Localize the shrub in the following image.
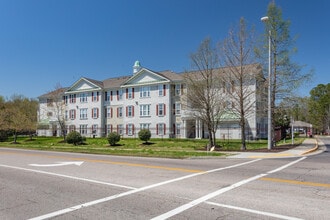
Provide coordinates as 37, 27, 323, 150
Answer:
0, 130, 8, 142
107, 132, 121, 146
138, 129, 151, 144
66, 131, 83, 145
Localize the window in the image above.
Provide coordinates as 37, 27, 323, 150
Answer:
140, 104, 150, 117
157, 103, 166, 116
80, 108, 88, 120
92, 124, 98, 134
126, 88, 134, 99
105, 91, 110, 102
79, 124, 88, 135
105, 107, 112, 118
140, 123, 150, 130
79, 93, 88, 103
117, 89, 123, 100
117, 124, 124, 135
175, 84, 181, 96
126, 105, 134, 117
92, 108, 99, 119
63, 96, 68, 104
69, 94, 76, 103
157, 123, 166, 135
117, 107, 123, 118
140, 86, 150, 98
175, 102, 181, 115
106, 124, 112, 135
176, 123, 181, 135
69, 125, 76, 132
92, 91, 99, 102
127, 124, 134, 136
69, 109, 76, 120
158, 84, 166, 96
65, 110, 68, 120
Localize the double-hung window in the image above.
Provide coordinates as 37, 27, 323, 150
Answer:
69, 109, 76, 120
127, 106, 134, 117
157, 103, 165, 116
105, 91, 110, 102
69, 94, 76, 103
127, 124, 134, 136
92, 124, 98, 134
158, 84, 165, 96
175, 84, 181, 96
80, 108, 88, 120
117, 107, 123, 118
157, 123, 166, 135
80, 93, 88, 103
79, 124, 88, 135
140, 86, 150, 98
92, 108, 99, 119
140, 104, 150, 117
175, 102, 181, 115
140, 123, 150, 130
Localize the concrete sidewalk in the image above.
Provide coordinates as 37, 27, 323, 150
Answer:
226, 138, 321, 159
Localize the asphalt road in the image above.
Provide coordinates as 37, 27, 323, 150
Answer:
1, 137, 329, 220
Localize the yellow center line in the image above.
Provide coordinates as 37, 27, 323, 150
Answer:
260, 177, 330, 188
0, 150, 203, 173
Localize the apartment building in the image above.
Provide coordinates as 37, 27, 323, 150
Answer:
38, 61, 267, 140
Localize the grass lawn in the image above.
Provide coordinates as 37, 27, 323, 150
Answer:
0, 136, 305, 159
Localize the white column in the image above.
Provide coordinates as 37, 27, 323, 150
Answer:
182, 119, 186, 139
195, 119, 201, 139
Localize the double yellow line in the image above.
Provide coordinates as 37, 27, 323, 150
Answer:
260, 177, 330, 188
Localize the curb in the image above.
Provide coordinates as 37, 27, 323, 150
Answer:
301, 139, 319, 155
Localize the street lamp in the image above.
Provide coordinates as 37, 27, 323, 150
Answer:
261, 16, 272, 150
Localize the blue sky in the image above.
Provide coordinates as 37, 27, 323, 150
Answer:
0, 0, 329, 99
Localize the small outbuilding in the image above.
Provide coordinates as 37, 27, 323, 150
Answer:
290, 120, 313, 137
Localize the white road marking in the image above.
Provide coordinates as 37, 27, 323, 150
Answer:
205, 202, 303, 220
151, 157, 307, 220
267, 156, 306, 174
0, 164, 136, 190
25, 159, 261, 220
29, 161, 84, 167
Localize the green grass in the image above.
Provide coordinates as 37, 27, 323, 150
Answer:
0, 136, 305, 158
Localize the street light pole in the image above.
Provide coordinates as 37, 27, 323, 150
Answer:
261, 16, 272, 150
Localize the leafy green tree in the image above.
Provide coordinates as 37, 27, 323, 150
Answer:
257, 2, 313, 146
308, 84, 330, 133
138, 129, 151, 144
107, 132, 121, 146
0, 95, 38, 143
66, 131, 83, 145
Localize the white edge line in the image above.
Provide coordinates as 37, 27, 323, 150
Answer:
206, 202, 303, 220
151, 174, 267, 220
25, 159, 262, 220
0, 164, 136, 190
267, 157, 306, 174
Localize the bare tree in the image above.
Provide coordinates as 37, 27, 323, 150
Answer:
184, 38, 224, 148
221, 18, 261, 150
